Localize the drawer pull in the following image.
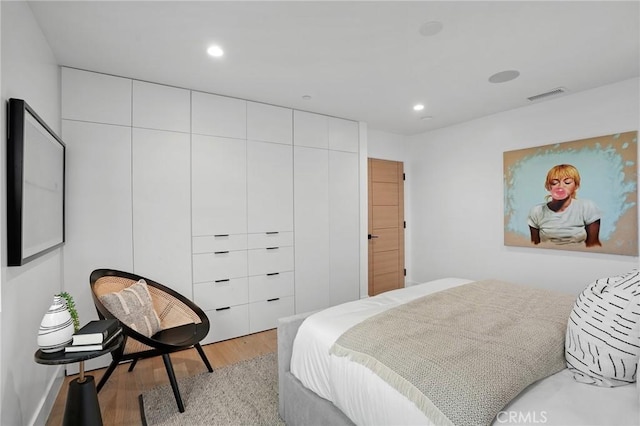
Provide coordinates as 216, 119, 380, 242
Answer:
215, 306, 231, 311
266, 231, 279, 235
214, 279, 230, 283
214, 251, 229, 255
214, 234, 230, 237
267, 298, 280, 302
266, 272, 280, 276
266, 247, 279, 250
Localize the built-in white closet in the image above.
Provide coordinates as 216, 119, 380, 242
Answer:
61, 67, 360, 349
293, 111, 360, 313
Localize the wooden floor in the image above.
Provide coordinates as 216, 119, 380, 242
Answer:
46, 329, 278, 426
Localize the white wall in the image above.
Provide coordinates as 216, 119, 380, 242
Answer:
1, 2, 64, 425
368, 128, 405, 162
406, 78, 640, 295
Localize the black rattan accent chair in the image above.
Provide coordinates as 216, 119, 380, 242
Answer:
90, 269, 213, 413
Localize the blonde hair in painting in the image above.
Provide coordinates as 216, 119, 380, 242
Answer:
544, 164, 581, 198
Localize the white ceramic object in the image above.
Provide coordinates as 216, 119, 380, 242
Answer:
37, 295, 74, 353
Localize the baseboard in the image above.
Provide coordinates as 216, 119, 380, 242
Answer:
28, 365, 64, 426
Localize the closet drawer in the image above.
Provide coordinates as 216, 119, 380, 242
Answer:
247, 231, 293, 249
247, 246, 293, 276
193, 234, 247, 253
202, 304, 249, 344
248, 272, 294, 303
194, 277, 248, 310
249, 296, 294, 334
193, 251, 247, 283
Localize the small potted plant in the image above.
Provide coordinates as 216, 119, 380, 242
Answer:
57, 291, 80, 332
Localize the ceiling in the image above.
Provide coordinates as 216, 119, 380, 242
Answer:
27, 1, 640, 136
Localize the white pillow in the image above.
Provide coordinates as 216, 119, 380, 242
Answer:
99, 279, 162, 337
565, 270, 640, 387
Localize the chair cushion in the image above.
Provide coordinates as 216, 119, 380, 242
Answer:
99, 279, 162, 337
565, 270, 640, 387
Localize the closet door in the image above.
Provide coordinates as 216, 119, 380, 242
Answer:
62, 120, 133, 327
329, 150, 360, 305
192, 91, 246, 139
329, 117, 359, 153
132, 128, 192, 298
247, 141, 293, 233
294, 110, 328, 149
62, 67, 132, 126
192, 135, 247, 236
294, 146, 330, 313
133, 81, 190, 133
62, 120, 133, 373
247, 102, 292, 145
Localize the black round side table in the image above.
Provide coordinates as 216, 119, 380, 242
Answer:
34, 333, 123, 426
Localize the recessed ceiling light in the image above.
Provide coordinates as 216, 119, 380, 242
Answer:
488, 70, 520, 84
419, 21, 443, 37
420, 116, 433, 121
302, 95, 312, 100
207, 45, 224, 58
413, 104, 425, 111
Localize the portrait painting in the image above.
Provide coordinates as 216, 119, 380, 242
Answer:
504, 131, 638, 256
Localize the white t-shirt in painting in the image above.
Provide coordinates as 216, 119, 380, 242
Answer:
527, 198, 602, 245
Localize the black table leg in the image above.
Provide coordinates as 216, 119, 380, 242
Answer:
63, 375, 103, 426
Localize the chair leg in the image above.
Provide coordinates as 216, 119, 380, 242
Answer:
96, 359, 119, 393
195, 343, 213, 373
128, 358, 139, 372
162, 353, 185, 413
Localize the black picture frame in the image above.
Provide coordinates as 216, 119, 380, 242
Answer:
7, 98, 65, 266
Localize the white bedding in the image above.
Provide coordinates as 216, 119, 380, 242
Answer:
290, 278, 640, 426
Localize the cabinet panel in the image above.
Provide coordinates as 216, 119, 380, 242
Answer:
247, 141, 293, 233
249, 296, 294, 333
132, 128, 192, 298
247, 102, 292, 145
293, 110, 328, 148
132, 81, 190, 132
193, 251, 248, 283
247, 232, 293, 249
248, 247, 294, 276
192, 135, 247, 235
329, 150, 360, 306
294, 147, 330, 313
193, 234, 247, 253
62, 67, 132, 126
328, 117, 359, 153
194, 277, 249, 310
62, 120, 133, 330
249, 272, 294, 303
203, 305, 249, 344
192, 91, 246, 139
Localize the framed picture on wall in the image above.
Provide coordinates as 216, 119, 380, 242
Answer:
503, 131, 638, 256
7, 98, 66, 266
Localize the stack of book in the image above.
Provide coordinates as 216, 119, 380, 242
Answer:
65, 319, 122, 353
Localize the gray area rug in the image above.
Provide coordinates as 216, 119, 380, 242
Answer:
140, 352, 285, 425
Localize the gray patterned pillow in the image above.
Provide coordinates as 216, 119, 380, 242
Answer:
565, 270, 640, 387
99, 279, 162, 337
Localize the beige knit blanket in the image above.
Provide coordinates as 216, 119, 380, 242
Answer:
330, 280, 575, 426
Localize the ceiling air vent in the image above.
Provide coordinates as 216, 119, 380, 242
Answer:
527, 87, 567, 102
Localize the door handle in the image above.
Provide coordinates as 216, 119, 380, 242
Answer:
368, 234, 379, 240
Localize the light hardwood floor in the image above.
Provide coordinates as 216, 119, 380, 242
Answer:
46, 329, 278, 426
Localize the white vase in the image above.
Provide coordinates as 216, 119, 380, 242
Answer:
37, 295, 74, 353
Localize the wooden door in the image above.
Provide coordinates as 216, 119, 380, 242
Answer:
368, 158, 405, 296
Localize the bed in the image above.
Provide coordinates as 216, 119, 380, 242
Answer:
278, 277, 639, 426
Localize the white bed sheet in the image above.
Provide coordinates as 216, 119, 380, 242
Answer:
290, 278, 640, 426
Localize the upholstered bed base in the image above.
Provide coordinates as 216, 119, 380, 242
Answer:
277, 312, 354, 426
